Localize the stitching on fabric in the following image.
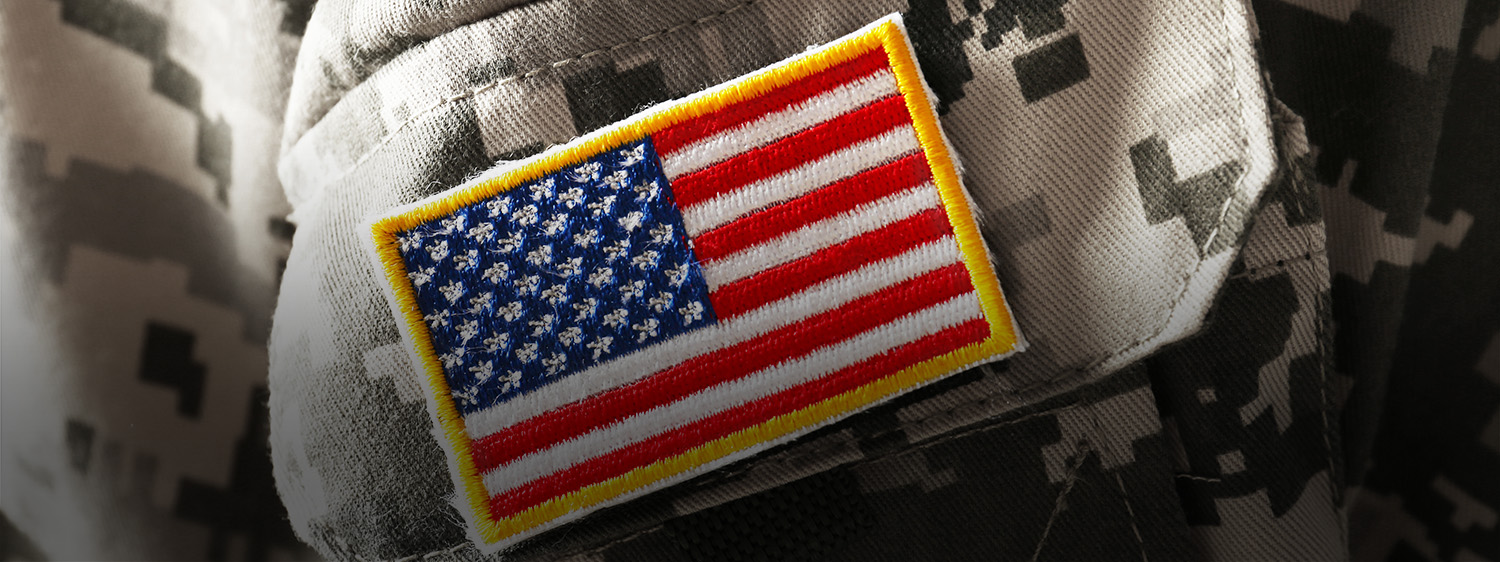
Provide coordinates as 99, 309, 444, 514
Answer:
1173, 473, 1223, 483
1314, 280, 1348, 545
1270, 130, 1344, 546
1223, 249, 1327, 281
559, 403, 1084, 561
350, 540, 470, 562
437, 0, 761, 103
1029, 440, 1093, 562
1306, 208, 1347, 548
378, 402, 1086, 562
306, 0, 761, 197
1087, 406, 1149, 562
1195, 0, 1249, 254
1041, 0, 1263, 381
1114, 472, 1151, 562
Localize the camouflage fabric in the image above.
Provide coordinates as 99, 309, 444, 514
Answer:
0, 0, 316, 559
0, 0, 1495, 561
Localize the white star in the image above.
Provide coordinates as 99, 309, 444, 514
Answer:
618, 211, 645, 232
482, 333, 510, 353
530, 178, 555, 201
438, 281, 465, 303
468, 360, 494, 383
543, 352, 567, 376
634, 180, 660, 202
570, 162, 602, 183
399, 231, 423, 252
603, 240, 630, 262
602, 308, 628, 329
619, 144, 646, 167
603, 169, 630, 190
666, 263, 690, 287
648, 223, 673, 244
439, 215, 466, 235
541, 214, 568, 237
540, 284, 567, 305
514, 204, 539, 226
424, 309, 450, 330
573, 228, 599, 248
440, 347, 466, 369
648, 291, 674, 313
482, 262, 509, 284
587, 195, 616, 217
427, 240, 449, 262
452, 249, 479, 271
588, 267, 615, 288
499, 301, 524, 322
559, 187, 585, 208
587, 336, 614, 360
456, 319, 480, 343
558, 257, 583, 278
485, 196, 511, 217
467, 292, 493, 314
632, 318, 660, 342
466, 222, 495, 243
498, 370, 523, 393
527, 245, 553, 265
620, 280, 646, 303
515, 342, 539, 364
495, 232, 523, 253
679, 301, 704, 324
632, 250, 660, 271
529, 314, 555, 337
558, 326, 583, 346
573, 297, 598, 321
451, 386, 479, 407
408, 266, 436, 288
514, 274, 541, 296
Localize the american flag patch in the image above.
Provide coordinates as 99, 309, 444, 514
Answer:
369, 14, 1022, 551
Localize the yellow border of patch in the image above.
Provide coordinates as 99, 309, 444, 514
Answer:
369, 13, 1021, 551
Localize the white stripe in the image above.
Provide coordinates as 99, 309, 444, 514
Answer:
481, 292, 984, 495
679, 126, 922, 235
699, 184, 942, 289
462, 237, 964, 438
658, 70, 900, 178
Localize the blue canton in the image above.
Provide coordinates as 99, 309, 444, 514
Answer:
396, 139, 716, 414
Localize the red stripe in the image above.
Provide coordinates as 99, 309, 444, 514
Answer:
652, 49, 890, 156
471, 265, 975, 472
709, 208, 954, 320
692, 154, 934, 262
489, 318, 991, 518
669, 95, 912, 209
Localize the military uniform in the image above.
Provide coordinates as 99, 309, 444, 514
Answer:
0, 0, 1494, 560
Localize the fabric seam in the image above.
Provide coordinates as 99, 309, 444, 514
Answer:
1088, 406, 1150, 562
1065, 0, 1256, 376
366, 401, 1085, 561
1028, 440, 1093, 562
286, 0, 761, 201
573, 402, 1085, 562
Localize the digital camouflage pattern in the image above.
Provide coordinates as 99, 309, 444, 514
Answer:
0, 0, 1495, 560
1, 0, 314, 559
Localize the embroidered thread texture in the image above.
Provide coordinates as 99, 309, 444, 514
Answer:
398, 140, 714, 413
369, 15, 1020, 551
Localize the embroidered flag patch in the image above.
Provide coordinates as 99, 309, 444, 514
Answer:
369, 14, 1022, 551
